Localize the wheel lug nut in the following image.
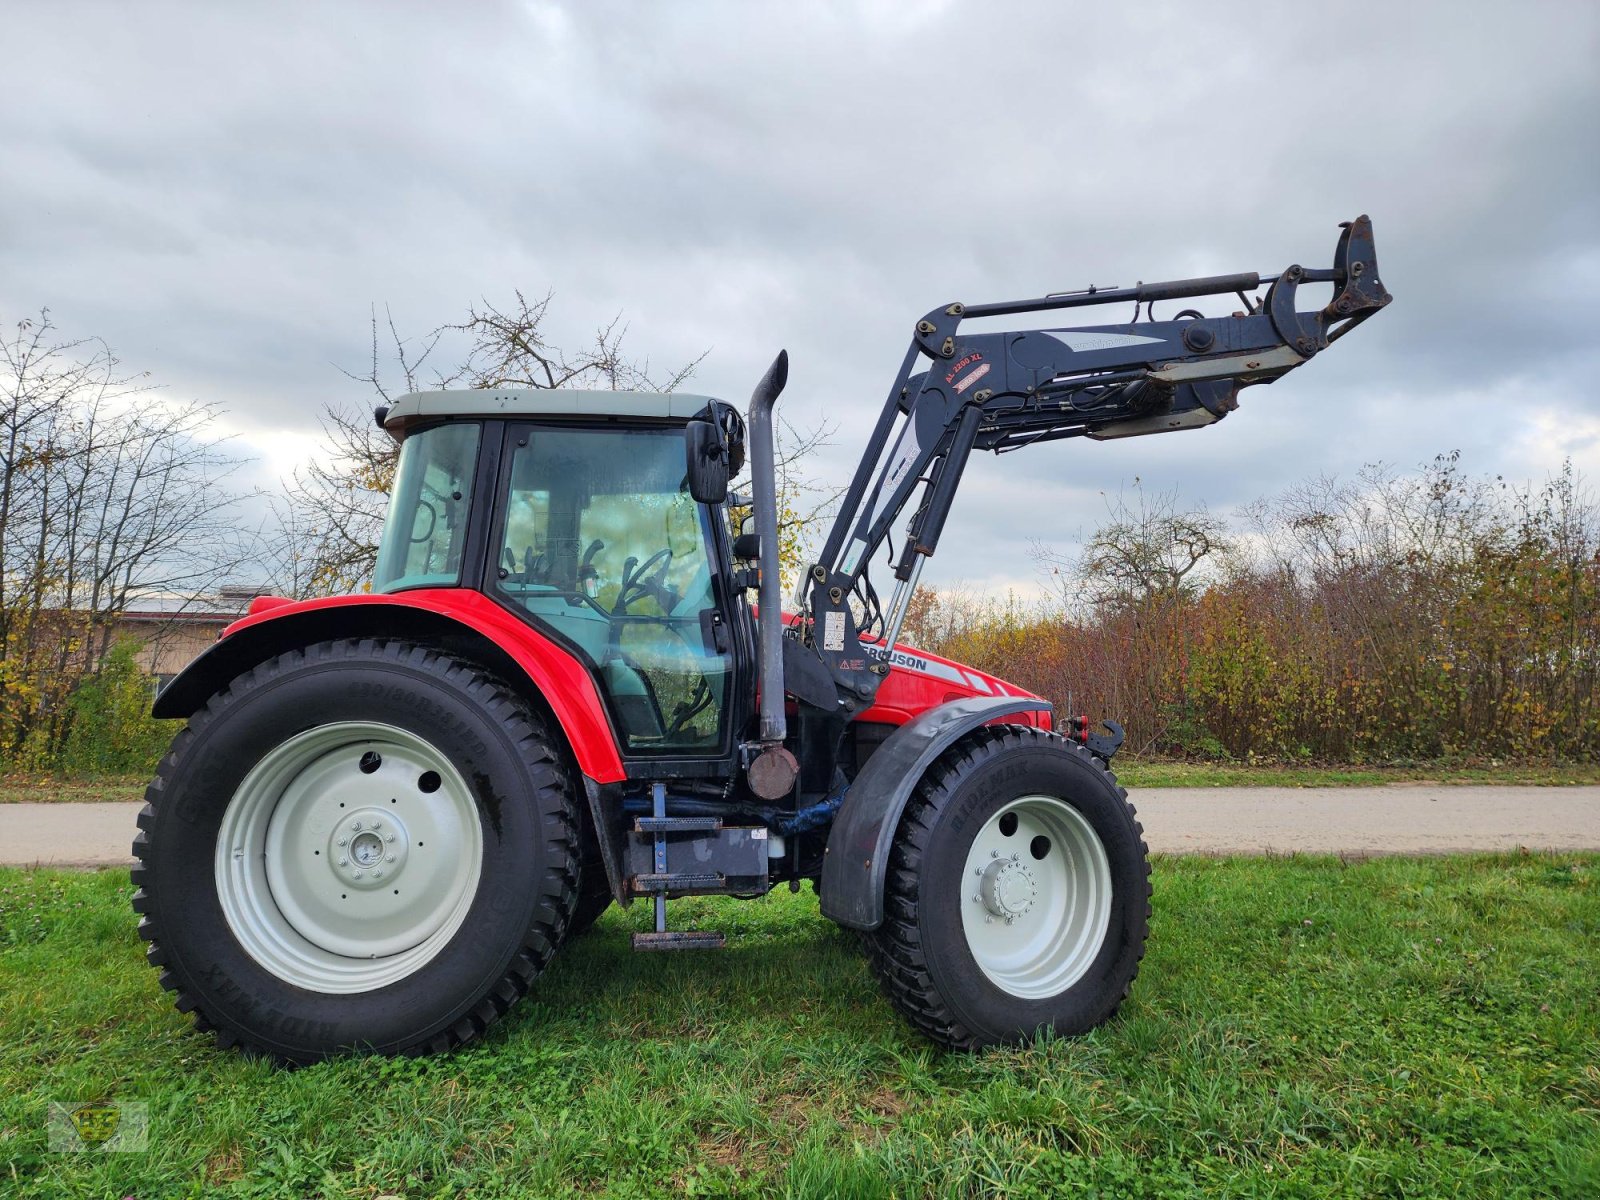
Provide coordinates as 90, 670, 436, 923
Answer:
386, 853, 396, 863
385, 834, 396, 844
372, 870, 383, 880
353, 821, 364, 832
338, 857, 349, 867
337, 837, 348, 847
353, 870, 364, 879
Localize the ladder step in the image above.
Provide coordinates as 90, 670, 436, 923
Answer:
633, 816, 724, 834
632, 930, 726, 951
631, 872, 724, 894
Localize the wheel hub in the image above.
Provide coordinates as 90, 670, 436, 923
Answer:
214, 721, 483, 994
330, 809, 409, 888
979, 856, 1037, 919
958, 793, 1114, 999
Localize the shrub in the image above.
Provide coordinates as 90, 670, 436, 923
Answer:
55, 641, 175, 775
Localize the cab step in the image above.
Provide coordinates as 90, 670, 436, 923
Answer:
630, 784, 733, 953
631, 930, 726, 951
633, 815, 723, 834
632, 872, 724, 894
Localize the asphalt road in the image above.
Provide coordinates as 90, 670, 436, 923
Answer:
2, 786, 1598, 869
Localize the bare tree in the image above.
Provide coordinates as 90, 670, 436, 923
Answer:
1035, 480, 1230, 614
1, 311, 249, 758
273, 294, 834, 596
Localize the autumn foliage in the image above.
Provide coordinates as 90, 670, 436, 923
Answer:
905, 457, 1600, 763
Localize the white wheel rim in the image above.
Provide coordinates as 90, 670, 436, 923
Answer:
958, 794, 1113, 999
214, 721, 483, 994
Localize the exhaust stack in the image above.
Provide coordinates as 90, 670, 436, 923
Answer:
745, 350, 798, 799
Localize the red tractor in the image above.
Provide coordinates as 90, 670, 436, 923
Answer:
133, 219, 1389, 1062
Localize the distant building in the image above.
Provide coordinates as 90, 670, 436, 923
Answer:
111, 586, 265, 689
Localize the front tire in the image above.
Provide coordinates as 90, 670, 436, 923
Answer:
131, 638, 580, 1063
863, 726, 1150, 1049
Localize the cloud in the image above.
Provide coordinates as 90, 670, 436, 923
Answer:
1, 0, 1595, 596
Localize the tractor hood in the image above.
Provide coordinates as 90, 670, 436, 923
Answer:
857, 633, 1050, 728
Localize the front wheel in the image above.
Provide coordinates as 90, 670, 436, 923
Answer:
131, 639, 580, 1063
863, 726, 1150, 1049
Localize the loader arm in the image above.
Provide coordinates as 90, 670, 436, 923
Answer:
792, 216, 1391, 711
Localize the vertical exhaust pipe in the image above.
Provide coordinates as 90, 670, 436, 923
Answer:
745, 350, 799, 800
747, 349, 788, 744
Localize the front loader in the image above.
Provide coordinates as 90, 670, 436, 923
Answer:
133, 217, 1390, 1061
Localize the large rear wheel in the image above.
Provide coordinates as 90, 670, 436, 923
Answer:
132, 638, 580, 1063
863, 726, 1150, 1049
565, 881, 614, 939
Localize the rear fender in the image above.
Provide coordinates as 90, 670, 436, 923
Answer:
151, 590, 627, 784
819, 695, 1052, 931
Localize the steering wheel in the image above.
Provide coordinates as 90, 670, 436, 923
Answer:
499, 546, 612, 616
408, 500, 439, 545
613, 547, 675, 615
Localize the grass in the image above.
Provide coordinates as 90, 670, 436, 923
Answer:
1110, 759, 1600, 788
1, 856, 1597, 1197
0, 774, 146, 805
6, 759, 1600, 804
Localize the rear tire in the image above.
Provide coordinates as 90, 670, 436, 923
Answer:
131, 638, 580, 1063
863, 726, 1150, 1049
566, 878, 614, 938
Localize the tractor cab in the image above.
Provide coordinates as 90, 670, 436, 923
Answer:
375, 390, 752, 761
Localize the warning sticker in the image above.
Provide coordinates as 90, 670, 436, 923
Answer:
823, 611, 846, 651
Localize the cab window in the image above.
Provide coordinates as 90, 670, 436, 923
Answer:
373, 423, 480, 592
495, 424, 729, 753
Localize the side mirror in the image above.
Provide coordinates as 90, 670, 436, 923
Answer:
733, 512, 759, 561
684, 418, 729, 504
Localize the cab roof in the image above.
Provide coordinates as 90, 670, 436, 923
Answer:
382, 388, 723, 438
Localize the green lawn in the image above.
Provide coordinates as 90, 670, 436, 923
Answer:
0, 775, 147, 804
2, 857, 1597, 1197
1112, 761, 1600, 788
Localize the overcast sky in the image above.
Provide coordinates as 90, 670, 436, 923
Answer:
4, 0, 1597, 597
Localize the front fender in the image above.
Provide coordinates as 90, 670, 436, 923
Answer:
151, 589, 627, 784
819, 695, 1052, 931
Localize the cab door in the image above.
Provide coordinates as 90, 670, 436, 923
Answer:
490, 421, 739, 758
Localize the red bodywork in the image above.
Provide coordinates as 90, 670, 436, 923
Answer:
214, 591, 1049, 783
226, 590, 628, 783
855, 634, 1052, 730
